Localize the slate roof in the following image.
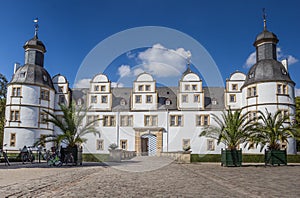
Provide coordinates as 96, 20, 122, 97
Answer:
9, 64, 54, 89
71, 86, 225, 111
242, 59, 294, 88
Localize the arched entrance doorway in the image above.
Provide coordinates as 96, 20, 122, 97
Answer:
141, 134, 157, 156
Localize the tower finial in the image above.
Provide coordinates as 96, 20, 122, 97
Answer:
187, 51, 192, 69
262, 8, 267, 30
33, 18, 39, 38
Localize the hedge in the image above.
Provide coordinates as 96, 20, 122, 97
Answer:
191, 154, 300, 163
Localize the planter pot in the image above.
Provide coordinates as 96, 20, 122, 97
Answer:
109, 149, 123, 162
61, 146, 82, 165
265, 149, 287, 166
221, 148, 242, 167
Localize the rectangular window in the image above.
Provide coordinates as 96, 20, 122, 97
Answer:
91, 95, 97, 104
59, 95, 65, 104
232, 84, 238, 91
40, 112, 48, 123
145, 85, 151, 91
144, 115, 157, 126
207, 139, 215, 151
10, 133, 16, 147
229, 94, 236, 102
101, 85, 106, 92
146, 95, 153, 103
101, 95, 108, 103
138, 85, 144, 91
248, 111, 258, 122
277, 84, 282, 94
96, 139, 104, 150
247, 86, 257, 97
277, 83, 288, 95
120, 115, 133, 127
12, 87, 21, 97
196, 115, 210, 126
41, 89, 49, 100
194, 94, 200, 103
192, 84, 197, 91
182, 95, 188, 103
170, 115, 183, 126
87, 115, 99, 126
135, 95, 141, 103
58, 86, 64, 93
120, 140, 128, 150
94, 85, 99, 91
184, 85, 190, 91
103, 115, 115, 127
10, 110, 20, 121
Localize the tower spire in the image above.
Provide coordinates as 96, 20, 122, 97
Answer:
33, 18, 39, 38
186, 51, 192, 69
262, 8, 267, 31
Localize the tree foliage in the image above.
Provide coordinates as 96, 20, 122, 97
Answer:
0, 73, 7, 147
200, 108, 256, 150
35, 102, 101, 148
248, 109, 299, 151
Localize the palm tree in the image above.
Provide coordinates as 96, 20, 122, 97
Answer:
35, 102, 101, 149
249, 109, 299, 152
200, 108, 255, 150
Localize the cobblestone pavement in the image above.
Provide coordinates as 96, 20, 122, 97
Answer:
0, 157, 300, 197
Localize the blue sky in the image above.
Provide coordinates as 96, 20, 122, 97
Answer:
0, 0, 299, 94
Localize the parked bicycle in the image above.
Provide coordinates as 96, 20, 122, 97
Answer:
20, 146, 35, 163
0, 146, 10, 166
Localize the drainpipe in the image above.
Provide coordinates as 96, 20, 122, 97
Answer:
117, 110, 120, 148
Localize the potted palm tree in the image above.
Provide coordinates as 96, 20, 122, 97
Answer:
35, 102, 101, 165
248, 109, 299, 166
200, 108, 255, 167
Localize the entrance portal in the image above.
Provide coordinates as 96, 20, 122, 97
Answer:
141, 134, 157, 156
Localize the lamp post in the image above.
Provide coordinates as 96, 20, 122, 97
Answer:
166, 99, 170, 153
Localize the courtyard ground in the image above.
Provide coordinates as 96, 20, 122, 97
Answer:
0, 156, 299, 197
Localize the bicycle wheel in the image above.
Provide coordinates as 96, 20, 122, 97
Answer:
22, 153, 28, 163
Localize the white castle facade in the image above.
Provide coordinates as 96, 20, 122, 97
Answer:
3, 20, 297, 155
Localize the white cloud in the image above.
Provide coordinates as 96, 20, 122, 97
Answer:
244, 47, 298, 68
118, 64, 131, 78
116, 44, 191, 79
111, 82, 124, 88
244, 52, 256, 68
73, 78, 91, 88
137, 43, 191, 77
133, 68, 144, 76
295, 88, 300, 97
287, 55, 298, 65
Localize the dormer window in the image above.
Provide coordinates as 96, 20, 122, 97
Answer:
43, 75, 47, 82
248, 72, 254, 79
145, 85, 151, 91
120, 98, 126, 106
192, 85, 197, 91
94, 85, 99, 91
281, 68, 287, 75
138, 85, 143, 91
101, 85, 106, 92
212, 99, 217, 105
232, 84, 238, 91
165, 99, 171, 106
184, 85, 190, 91
19, 72, 26, 78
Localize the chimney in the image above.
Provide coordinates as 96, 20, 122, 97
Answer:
281, 59, 288, 72
14, 62, 21, 74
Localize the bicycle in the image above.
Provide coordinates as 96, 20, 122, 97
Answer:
0, 148, 10, 166
20, 146, 35, 164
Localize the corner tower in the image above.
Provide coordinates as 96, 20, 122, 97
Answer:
241, 11, 296, 154
3, 19, 55, 150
